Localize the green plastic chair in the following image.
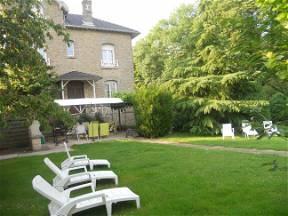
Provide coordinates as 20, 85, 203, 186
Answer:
100, 123, 110, 137
88, 121, 99, 138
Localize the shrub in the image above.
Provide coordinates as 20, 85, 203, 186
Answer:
113, 92, 135, 105
77, 113, 93, 124
134, 85, 174, 138
44, 103, 76, 133
173, 98, 269, 135
269, 93, 288, 123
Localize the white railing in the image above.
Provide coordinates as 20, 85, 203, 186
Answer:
101, 59, 119, 68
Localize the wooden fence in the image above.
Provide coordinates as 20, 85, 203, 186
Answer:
0, 120, 31, 150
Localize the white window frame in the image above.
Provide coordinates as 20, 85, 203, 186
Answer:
101, 44, 118, 67
37, 48, 50, 65
105, 81, 118, 98
67, 41, 74, 57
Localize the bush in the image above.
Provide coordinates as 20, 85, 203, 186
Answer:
269, 93, 288, 123
113, 92, 135, 105
77, 113, 93, 124
43, 102, 76, 133
134, 85, 174, 138
173, 98, 269, 135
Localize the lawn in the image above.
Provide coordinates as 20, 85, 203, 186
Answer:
0, 140, 287, 215
160, 133, 288, 151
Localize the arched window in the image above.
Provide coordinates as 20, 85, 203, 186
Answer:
101, 44, 118, 67
105, 81, 118, 97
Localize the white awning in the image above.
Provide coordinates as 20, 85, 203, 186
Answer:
55, 98, 124, 107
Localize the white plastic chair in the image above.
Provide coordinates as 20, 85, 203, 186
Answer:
61, 142, 110, 170
263, 121, 279, 136
242, 123, 258, 139
44, 158, 118, 191
221, 123, 235, 140
75, 124, 88, 142
32, 175, 140, 216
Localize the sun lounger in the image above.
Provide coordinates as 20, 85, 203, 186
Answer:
61, 142, 110, 170
263, 121, 280, 136
32, 175, 140, 216
44, 158, 118, 191
241, 122, 258, 138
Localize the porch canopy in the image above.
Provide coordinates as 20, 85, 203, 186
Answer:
55, 98, 124, 106
54, 98, 125, 114
58, 71, 102, 99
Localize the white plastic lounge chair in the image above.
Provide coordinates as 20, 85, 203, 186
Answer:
221, 123, 235, 140
32, 175, 140, 216
61, 142, 110, 170
263, 121, 279, 136
44, 158, 118, 191
75, 124, 88, 143
242, 123, 258, 139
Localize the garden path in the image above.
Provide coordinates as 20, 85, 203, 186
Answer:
1, 136, 287, 161
133, 138, 288, 157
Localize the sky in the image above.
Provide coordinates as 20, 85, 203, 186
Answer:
62, 0, 196, 44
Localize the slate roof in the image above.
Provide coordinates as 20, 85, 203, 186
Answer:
64, 14, 140, 38
58, 71, 102, 81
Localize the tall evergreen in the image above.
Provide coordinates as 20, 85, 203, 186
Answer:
134, 0, 287, 134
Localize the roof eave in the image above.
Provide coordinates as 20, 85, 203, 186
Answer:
58, 71, 102, 81
65, 24, 140, 38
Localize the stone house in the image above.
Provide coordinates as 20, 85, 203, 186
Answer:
41, 0, 139, 125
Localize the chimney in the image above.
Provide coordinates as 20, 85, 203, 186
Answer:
82, 0, 93, 25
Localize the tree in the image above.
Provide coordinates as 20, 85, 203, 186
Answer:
134, 0, 287, 134
134, 19, 170, 85
256, 0, 288, 93
0, 0, 74, 129
257, 0, 288, 29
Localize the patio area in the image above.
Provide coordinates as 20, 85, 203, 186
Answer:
0, 132, 127, 161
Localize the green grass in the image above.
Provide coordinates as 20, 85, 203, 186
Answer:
160, 133, 288, 151
0, 140, 287, 215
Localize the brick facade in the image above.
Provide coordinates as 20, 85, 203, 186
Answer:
42, 1, 137, 126
43, 1, 135, 98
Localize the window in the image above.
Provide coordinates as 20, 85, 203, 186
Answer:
67, 41, 74, 57
38, 48, 47, 60
101, 44, 118, 67
37, 48, 50, 65
105, 81, 118, 97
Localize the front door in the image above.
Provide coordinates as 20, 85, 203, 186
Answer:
67, 81, 84, 99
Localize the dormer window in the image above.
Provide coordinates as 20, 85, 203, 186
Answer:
67, 41, 74, 57
101, 44, 118, 67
